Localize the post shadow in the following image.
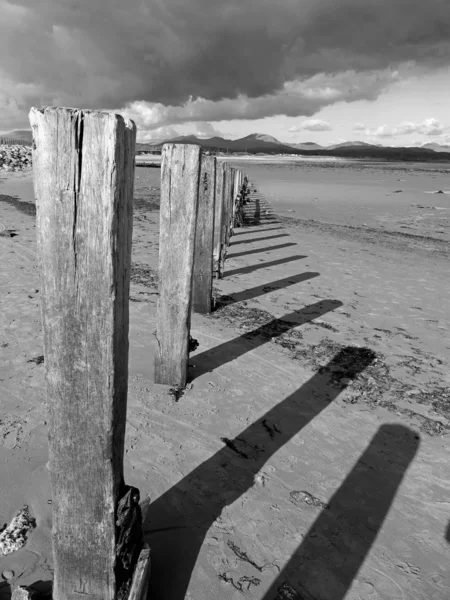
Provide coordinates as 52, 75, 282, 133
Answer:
225, 255, 307, 278
190, 299, 341, 378
228, 242, 297, 259
263, 424, 419, 600
445, 522, 450, 544
0, 582, 11, 600
145, 346, 376, 600
215, 272, 319, 307
230, 233, 290, 246
232, 227, 284, 236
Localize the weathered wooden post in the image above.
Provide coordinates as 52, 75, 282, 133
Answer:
232, 169, 240, 230
192, 155, 216, 314
213, 161, 225, 278
154, 143, 201, 386
30, 106, 140, 600
219, 165, 232, 274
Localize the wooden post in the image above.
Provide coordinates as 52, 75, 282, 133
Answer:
192, 155, 216, 314
219, 165, 232, 274
213, 162, 225, 278
154, 143, 201, 386
29, 106, 135, 600
232, 169, 240, 230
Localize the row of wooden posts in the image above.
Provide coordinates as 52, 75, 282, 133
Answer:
28, 106, 250, 600
155, 143, 249, 389
0, 136, 32, 146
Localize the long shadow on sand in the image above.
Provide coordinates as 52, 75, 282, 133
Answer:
0, 193, 36, 217
228, 242, 297, 259
145, 347, 377, 600
262, 423, 419, 600
225, 255, 306, 278
232, 227, 284, 236
190, 300, 340, 378
231, 234, 290, 246
215, 272, 319, 306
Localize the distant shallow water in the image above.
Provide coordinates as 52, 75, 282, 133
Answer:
233, 159, 450, 245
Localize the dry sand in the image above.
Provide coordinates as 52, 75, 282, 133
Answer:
0, 159, 449, 599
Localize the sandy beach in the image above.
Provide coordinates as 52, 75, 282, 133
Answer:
0, 159, 449, 599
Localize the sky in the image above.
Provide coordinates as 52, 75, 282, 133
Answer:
1, 0, 450, 146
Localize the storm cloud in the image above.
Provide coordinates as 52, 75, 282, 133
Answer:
1, 0, 450, 128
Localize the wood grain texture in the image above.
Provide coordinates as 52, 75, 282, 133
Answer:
29, 106, 136, 600
154, 143, 201, 386
213, 162, 225, 277
192, 155, 216, 314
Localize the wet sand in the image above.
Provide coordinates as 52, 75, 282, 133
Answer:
0, 160, 449, 599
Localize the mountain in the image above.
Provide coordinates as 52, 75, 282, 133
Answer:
138, 132, 450, 162
328, 141, 380, 149
289, 142, 324, 150
239, 133, 284, 145
421, 142, 450, 153
158, 133, 298, 154
0, 129, 33, 143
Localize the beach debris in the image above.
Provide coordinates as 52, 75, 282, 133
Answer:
0, 145, 32, 172
221, 437, 249, 459
0, 507, 36, 556
275, 581, 302, 599
262, 419, 281, 439
130, 262, 159, 288
254, 472, 268, 487
188, 335, 199, 353
0, 229, 17, 238
340, 377, 353, 386
394, 189, 403, 193
221, 436, 263, 459
289, 490, 330, 510
27, 355, 44, 365
2, 570, 14, 580
11, 586, 38, 600
227, 540, 266, 572
168, 386, 185, 402
218, 572, 261, 592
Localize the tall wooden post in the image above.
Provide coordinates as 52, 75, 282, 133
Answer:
213, 162, 225, 278
154, 144, 201, 386
192, 155, 216, 314
219, 165, 232, 275
30, 107, 135, 600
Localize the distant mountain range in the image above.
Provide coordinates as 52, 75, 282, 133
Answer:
3, 129, 450, 161
136, 133, 450, 161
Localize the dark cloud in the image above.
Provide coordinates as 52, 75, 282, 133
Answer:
1, 0, 450, 127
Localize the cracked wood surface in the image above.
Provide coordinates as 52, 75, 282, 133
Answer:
192, 155, 216, 314
29, 106, 135, 600
154, 143, 201, 386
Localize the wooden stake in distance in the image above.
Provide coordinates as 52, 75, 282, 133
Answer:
213, 161, 225, 278
154, 143, 201, 386
219, 165, 232, 274
192, 155, 216, 314
29, 106, 135, 600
